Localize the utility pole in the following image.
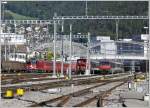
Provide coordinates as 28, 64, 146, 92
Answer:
2, 1, 7, 61
14, 24, 17, 61
2, 1, 7, 20
85, 1, 88, 16
144, 26, 149, 85
69, 24, 72, 79
0, 0, 1, 73
115, 19, 119, 45
85, 32, 91, 75
148, 1, 150, 94
8, 36, 10, 57
115, 19, 119, 69
52, 13, 57, 78
131, 60, 135, 75
60, 20, 64, 77
4, 35, 7, 61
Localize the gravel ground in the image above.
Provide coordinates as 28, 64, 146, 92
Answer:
104, 80, 149, 107
2, 74, 138, 108
82, 79, 149, 107
77, 82, 123, 107
1, 82, 103, 107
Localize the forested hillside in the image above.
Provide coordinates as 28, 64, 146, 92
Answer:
4, 1, 148, 39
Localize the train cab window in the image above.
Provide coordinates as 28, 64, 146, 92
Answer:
22, 55, 24, 58
19, 55, 22, 59
31, 59, 37, 64
26, 61, 31, 64
15, 54, 17, 58
21, 55, 25, 59
101, 61, 109, 65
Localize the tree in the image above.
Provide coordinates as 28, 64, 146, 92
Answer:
47, 50, 53, 61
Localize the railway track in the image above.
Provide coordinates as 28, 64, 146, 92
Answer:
1, 74, 99, 85
29, 78, 128, 107
1, 73, 52, 80
1, 73, 127, 85
1, 73, 131, 94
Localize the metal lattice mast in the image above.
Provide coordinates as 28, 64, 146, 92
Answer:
148, 1, 150, 94
116, 20, 119, 41
52, 13, 57, 78
69, 24, 72, 78
14, 23, 17, 61
60, 20, 64, 77
85, 1, 88, 16
0, 0, 1, 74
85, 32, 91, 75
115, 19, 119, 69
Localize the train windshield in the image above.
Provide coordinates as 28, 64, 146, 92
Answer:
28, 58, 37, 64
100, 61, 110, 65
77, 59, 86, 63
26, 61, 31, 64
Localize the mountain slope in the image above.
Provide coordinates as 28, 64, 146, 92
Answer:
5, 10, 37, 20
4, 1, 148, 39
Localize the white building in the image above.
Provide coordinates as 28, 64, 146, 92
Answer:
1, 33, 26, 45
122, 39, 132, 41
141, 34, 149, 57
1, 33, 27, 62
101, 40, 117, 55
96, 36, 110, 41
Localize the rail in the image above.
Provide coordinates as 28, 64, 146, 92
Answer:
29, 77, 129, 107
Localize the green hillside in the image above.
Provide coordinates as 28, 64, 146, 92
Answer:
4, 1, 148, 39
5, 10, 37, 20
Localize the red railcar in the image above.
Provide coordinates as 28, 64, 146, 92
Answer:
26, 59, 37, 70
26, 59, 114, 74
76, 58, 87, 74
95, 60, 124, 74
26, 59, 77, 73
96, 65, 112, 70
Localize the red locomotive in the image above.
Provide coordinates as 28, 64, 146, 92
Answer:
96, 61, 112, 70
26, 58, 78, 74
94, 60, 124, 74
76, 58, 87, 74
